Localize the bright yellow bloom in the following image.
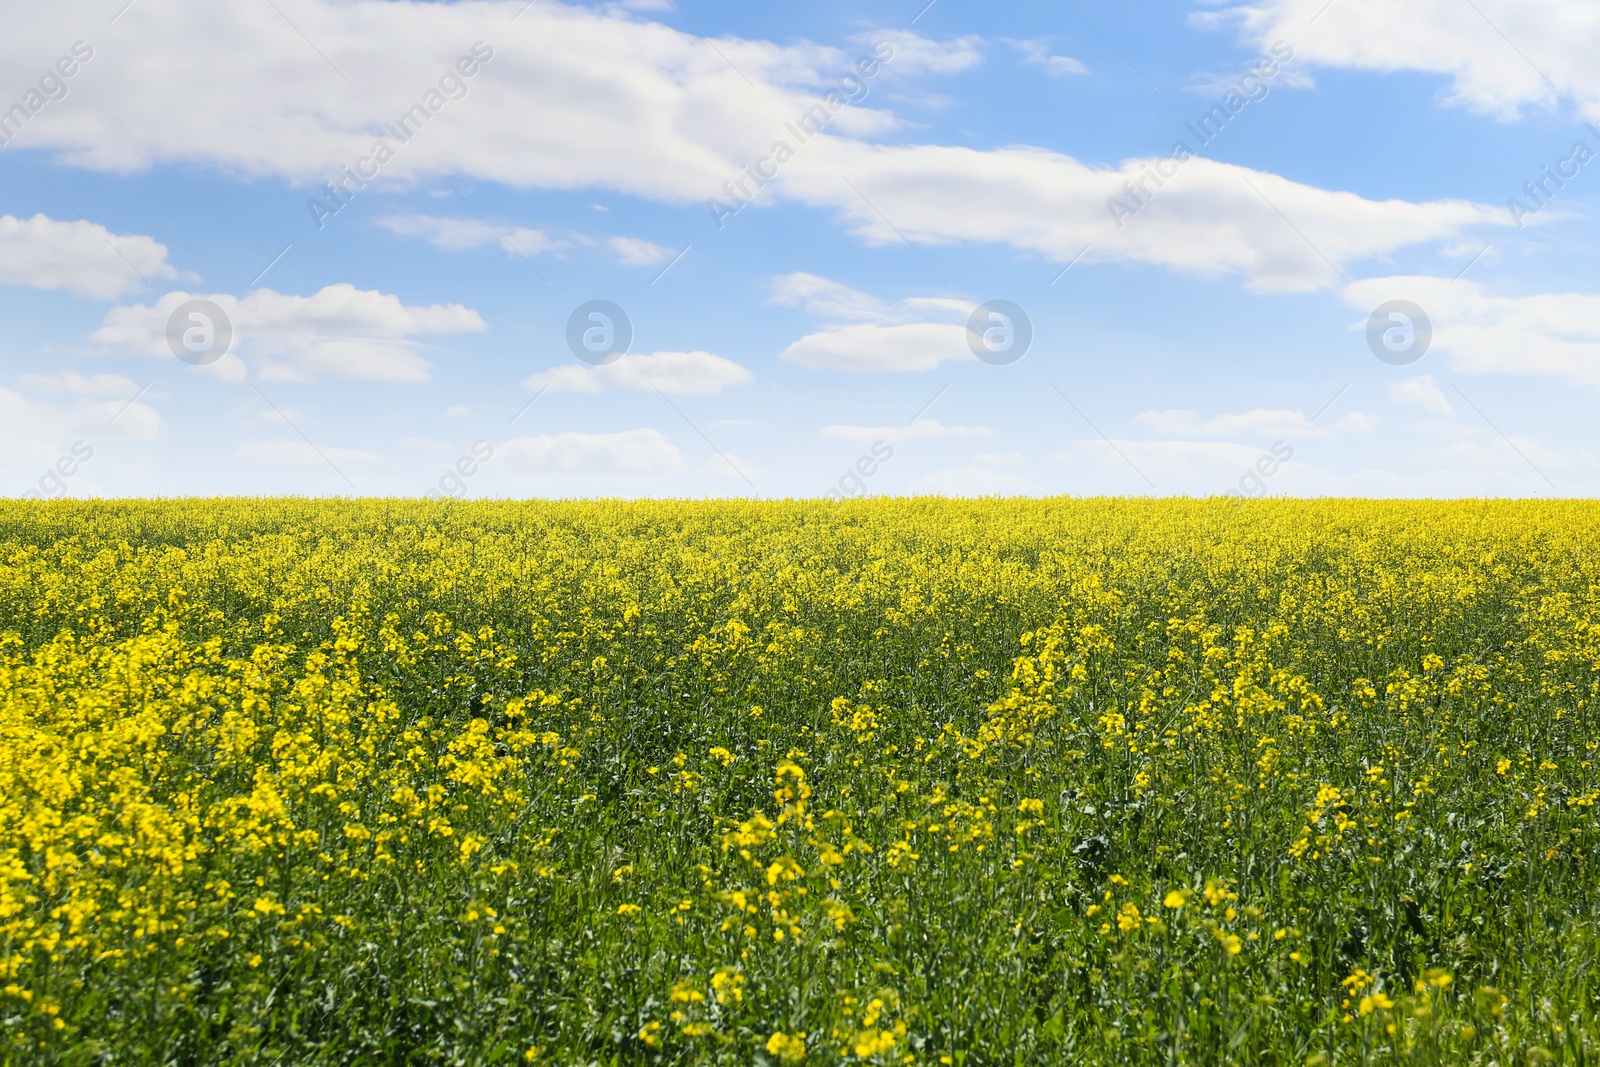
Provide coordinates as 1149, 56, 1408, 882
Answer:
766, 1030, 807, 1062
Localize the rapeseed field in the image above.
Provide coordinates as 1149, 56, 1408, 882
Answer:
3, 498, 1598, 1065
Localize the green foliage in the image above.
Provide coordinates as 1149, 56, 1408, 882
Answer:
1, 498, 1598, 1065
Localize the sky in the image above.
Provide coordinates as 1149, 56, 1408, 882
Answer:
2, 0, 1598, 500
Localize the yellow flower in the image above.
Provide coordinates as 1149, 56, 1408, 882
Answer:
669, 979, 705, 1003
711, 967, 746, 1004
1163, 889, 1191, 909
251, 895, 286, 917
766, 1030, 807, 1062
853, 1028, 896, 1058
1358, 992, 1394, 1015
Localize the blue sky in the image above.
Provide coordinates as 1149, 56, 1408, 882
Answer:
3, 0, 1597, 498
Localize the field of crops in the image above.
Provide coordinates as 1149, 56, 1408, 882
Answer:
3, 499, 1599, 1065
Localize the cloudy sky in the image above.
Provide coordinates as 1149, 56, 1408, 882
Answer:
3, 0, 1597, 498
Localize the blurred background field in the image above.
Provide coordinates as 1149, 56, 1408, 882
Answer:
2, 498, 1598, 1065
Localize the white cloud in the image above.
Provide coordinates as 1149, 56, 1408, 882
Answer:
1292, 435, 1588, 497
859, 31, 983, 75
1184, 45, 1313, 99
1064, 430, 1592, 497
1342, 276, 1600, 384
376, 214, 558, 256
495, 429, 685, 477
0, 2, 1503, 293
705, 452, 761, 481
1334, 411, 1379, 433
1133, 407, 1333, 439
778, 145, 1499, 293
1215, 0, 1600, 122
821, 418, 993, 441
256, 405, 317, 428
1389, 375, 1454, 415
1045, 56, 1091, 77
92, 284, 486, 383
19, 371, 140, 396
0, 213, 176, 298
236, 440, 380, 466
782, 322, 970, 372
1, 385, 161, 488
609, 236, 670, 266
524, 350, 753, 395
1009, 39, 1088, 77
1065, 438, 1270, 492
774, 274, 976, 371
445, 403, 471, 417
0, 1, 872, 195
771, 272, 892, 321
911, 455, 1035, 495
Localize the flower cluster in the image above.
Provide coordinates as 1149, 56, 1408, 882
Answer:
1, 498, 1597, 1063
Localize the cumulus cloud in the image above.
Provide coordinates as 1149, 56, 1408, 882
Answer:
0, 0, 873, 193
1334, 411, 1379, 433
1132, 406, 1348, 439
782, 322, 971, 372
771, 272, 893, 321
778, 144, 1499, 293
524, 351, 753, 395
0, 384, 162, 487
0, 2, 1504, 293
235, 440, 380, 466
1043, 56, 1090, 77
609, 236, 671, 266
1389, 374, 1454, 415
0, 213, 176, 298
910, 451, 1033, 495
1342, 276, 1600, 384
820, 418, 992, 441
19, 371, 141, 396
91, 284, 486, 383
1069, 438, 1267, 491
773, 274, 977, 371
705, 452, 761, 481
861, 30, 984, 75
1213, 0, 1598, 122
494, 429, 685, 478
1009, 39, 1088, 77
375, 213, 559, 256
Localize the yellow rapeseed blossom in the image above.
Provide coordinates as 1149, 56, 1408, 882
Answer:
3, 498, 1597, 1063
766, 1030, 807, 1062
